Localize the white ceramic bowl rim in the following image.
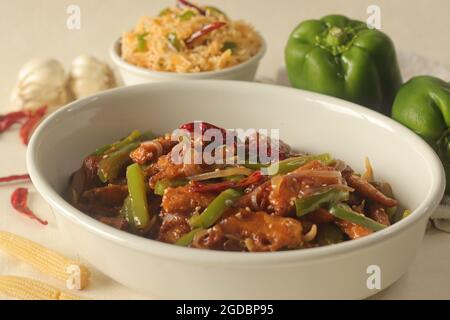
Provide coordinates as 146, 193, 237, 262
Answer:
27, 81, 445, 266
110, 36, 267, 78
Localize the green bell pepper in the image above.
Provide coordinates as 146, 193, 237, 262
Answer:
285, 15, 402, 115
97, 142, 140, 183
329, 203, 387, 231
92, 130, 141, 156
391, 76, 450, 193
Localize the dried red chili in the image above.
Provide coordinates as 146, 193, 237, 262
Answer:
0, 174, 30, 184
185, 22, 226, 47
10, 187, 48, 226
177, 0, 206, 15
0, 110, 27, 133
190, 170, 264, 193
19, 106, 47, 145
180, 121, 227, 137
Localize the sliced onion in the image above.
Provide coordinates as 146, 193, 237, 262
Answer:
188, 167, 253, 181
251, 191, 260, 211
192, 229, 210, 248
362, 157, 374, 182
270, 175, 284, 198
303, 224, 317, 242
333, 159, 347, 172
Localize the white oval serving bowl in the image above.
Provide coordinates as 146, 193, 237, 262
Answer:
27, 81, 445, 299
110, 37, 266, 86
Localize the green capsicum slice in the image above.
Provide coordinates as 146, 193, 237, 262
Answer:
126, 163, 154, 232
190, 189, 242, 228
92, 130, 141, 156
295, 188, 349, 217
97, 142, 140, 183
329, 203, 387, 231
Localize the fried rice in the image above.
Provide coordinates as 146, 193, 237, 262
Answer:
121, 5, 262, 73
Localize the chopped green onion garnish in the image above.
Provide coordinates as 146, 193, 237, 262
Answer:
222, 41, 236, 53
137, 33, 149, 52
179, 10, 196, 21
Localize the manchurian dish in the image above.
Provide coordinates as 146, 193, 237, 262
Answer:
68, 122, 408, 252
121, 1, 262, 72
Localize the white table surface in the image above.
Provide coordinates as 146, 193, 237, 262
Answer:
0, 0, 449, 300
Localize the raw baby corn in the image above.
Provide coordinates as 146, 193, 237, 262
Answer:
0, 231, 90, 289
0, 275, 80, 300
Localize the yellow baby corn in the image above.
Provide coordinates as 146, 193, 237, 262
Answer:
0, 275, 80, 300
0, 231, 90, 290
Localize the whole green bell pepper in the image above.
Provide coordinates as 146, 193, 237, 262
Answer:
285, 15, 402, 115
391, 76, 450, 193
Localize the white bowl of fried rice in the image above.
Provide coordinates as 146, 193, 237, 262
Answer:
110, 3, 266, 85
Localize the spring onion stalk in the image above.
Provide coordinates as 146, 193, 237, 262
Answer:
190, 189, 242, 228
175, 228, 204, 246
126, 163, 154, 231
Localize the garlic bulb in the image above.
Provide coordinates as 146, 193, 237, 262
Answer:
68, 55, 116, 99
10, 58, 70, 112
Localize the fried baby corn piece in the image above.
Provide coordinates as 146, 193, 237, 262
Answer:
0, 275, 80, 300
0, 231, 90, 290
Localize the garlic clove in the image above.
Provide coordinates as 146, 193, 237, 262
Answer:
68, 55, 116, 99
10, 58, 70, 112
